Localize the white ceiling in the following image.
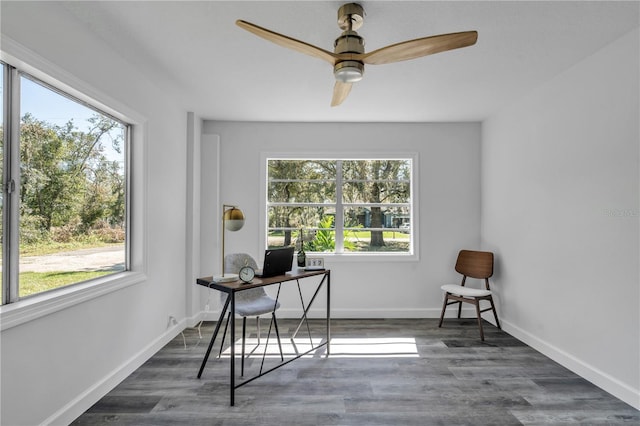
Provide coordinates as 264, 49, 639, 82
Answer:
60, 1, 639, 122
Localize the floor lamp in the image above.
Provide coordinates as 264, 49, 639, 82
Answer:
213, 204, 245, 282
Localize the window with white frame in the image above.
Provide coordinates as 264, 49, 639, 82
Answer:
266, 158, 413, 254
1, 61, 130, 305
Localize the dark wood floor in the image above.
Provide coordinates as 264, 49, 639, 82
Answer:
73, 318, 639, 425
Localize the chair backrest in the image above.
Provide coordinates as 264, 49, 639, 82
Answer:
225, 253, 258, 274
455, 250, 494, 279
221, 253, 268, 306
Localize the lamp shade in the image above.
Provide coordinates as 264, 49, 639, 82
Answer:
223, 207, 245, 231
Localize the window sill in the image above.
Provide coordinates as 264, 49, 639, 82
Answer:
309, 252, 419, 262
0, 271, 146, 331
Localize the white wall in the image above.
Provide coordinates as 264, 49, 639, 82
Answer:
481, 28, 639, 409
200, 121, 482, 318
1, 3, 189, 425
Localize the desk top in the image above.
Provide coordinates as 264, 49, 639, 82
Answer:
197, 268, 329, 293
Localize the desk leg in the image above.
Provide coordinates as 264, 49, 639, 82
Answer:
198, 294, 230, 379
288, 272, 331, 356
327, 270, 331, 356
230, 292, 236, 406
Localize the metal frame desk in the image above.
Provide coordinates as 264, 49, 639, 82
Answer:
196, 269, 330, 405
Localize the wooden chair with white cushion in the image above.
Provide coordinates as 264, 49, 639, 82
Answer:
438, 249, 500, 341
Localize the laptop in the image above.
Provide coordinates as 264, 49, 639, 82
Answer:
255, 246, 295, 278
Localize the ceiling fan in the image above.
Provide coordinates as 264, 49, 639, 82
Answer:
236, 3, 478, 107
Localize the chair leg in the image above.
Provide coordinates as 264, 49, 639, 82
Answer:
218, 312, 231, 358
488, 296, 501, 329
241, 316, 247, 377
256, 316, 261, 347
457, 300, 463, 318
474, 299, 485, 341
272, 312, 284, 361
438, 293, 449, 328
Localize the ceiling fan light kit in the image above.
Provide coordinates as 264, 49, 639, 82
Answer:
334, 61, 364, 83
236, 3, 477, 106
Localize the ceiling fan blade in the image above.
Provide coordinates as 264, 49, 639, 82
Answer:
362, 31, 478, 65
331, 81, 352, 107
236, 20, 338, 65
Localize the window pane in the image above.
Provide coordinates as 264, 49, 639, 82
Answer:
267, 205, 336, 231
267, 181, 336, 203
343, 180, 410, 203
268, 159, 336, 181
268, 159, 336, 204
344, 206, 411, 229
306, 228, 336, 253
343, 206, 411, 252
342, 160, 411, 204
18, 75, 127, 298
342, 159, 411, 180
343, 229, 411, 252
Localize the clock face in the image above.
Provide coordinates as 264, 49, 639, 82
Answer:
239, 265, 255, 283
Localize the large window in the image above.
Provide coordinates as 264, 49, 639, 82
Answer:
266, 158, 413, 254
1, 62, 129, 305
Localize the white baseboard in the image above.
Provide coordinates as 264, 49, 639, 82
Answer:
501, 318, 640, 410
187, 311, 207, 327
42, 319, 188, 426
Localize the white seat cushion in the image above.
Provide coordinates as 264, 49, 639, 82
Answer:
235, 294, 281, 317
441, 284, 491, 298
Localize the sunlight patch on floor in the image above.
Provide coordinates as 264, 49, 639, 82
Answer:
220, 337, 419, 358
220, 337, 323, 358
329, 337, 419, 358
